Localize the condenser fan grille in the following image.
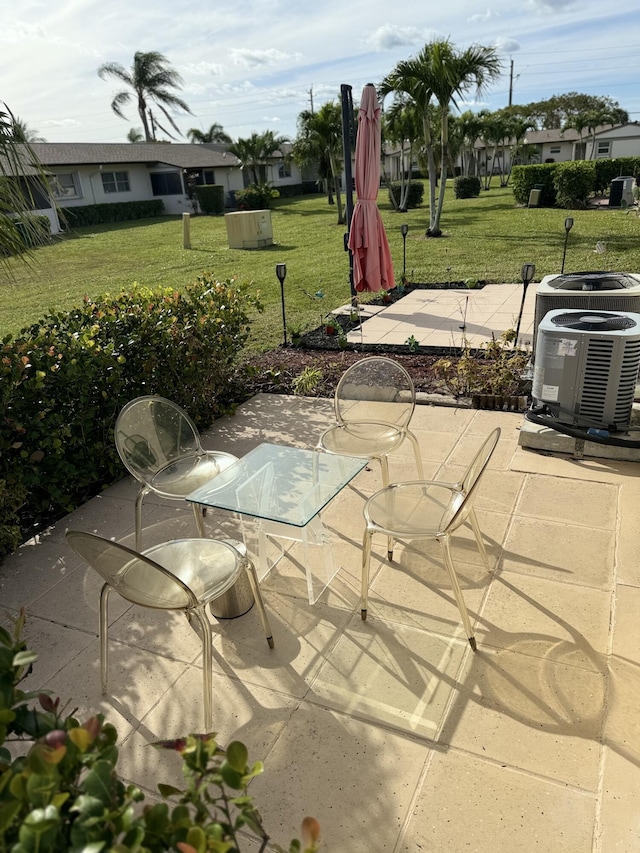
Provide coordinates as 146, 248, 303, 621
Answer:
548, 271, 638, 291
551, 311, 637, 332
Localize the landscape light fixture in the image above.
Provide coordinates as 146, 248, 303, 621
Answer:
275, 263, 287, 346
400, 223, 409, 281
561, 216, 574, 274
515, 262, 536, 347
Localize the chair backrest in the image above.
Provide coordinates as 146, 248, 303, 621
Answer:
115, 396, 202, 484
334, 357, 416, 431
441, 427, 501, 534
66, 530, 196, 610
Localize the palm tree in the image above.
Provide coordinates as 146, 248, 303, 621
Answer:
12, 117, 46, 143
293, 102, 345, 223
0, 102, 54, 275
456, 110, 484, 177
228, 130, 288, 186
383, 96, 422, 211
98, 51, 191, 142
126, 127, 144, 143
187, 124, 232, 144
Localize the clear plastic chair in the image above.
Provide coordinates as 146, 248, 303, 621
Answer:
66, 530, 274, 731
115, 396, 238, 549
317, 357, 424, 486
360, 427, 501, 650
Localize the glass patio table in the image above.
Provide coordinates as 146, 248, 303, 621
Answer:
186, 443, 368, 603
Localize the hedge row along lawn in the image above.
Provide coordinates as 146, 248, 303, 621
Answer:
3, 182, 640, 352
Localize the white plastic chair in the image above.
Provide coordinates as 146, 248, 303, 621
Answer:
115, 396, 238, 549
317, 356, 424, 486
66, 531, 274, 731
360, 428, 501, 650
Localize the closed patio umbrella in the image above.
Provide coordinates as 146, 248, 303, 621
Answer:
348, 83, 395, 293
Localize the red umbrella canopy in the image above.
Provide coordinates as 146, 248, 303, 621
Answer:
348, 83, 395, 293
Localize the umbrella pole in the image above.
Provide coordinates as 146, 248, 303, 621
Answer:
341, 84, 356, 302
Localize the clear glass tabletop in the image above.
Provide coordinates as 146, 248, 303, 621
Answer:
186, 443, 368, 527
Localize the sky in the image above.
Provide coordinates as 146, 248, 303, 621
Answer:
1, 0, 640, 144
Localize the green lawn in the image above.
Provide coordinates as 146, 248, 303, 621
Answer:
2, 183, 640, 351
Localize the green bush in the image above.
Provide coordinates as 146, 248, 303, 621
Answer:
553, 160, 596, 208
194, 184, 225, 214
593, 157, 640, 195
0, 276, 262, 559
387, 181, 424, 209
510, 163, 558, 206
0, 613, 321, 853
454, 176, 481, 199
61, 200, 164, 228
235, 183, 279, 210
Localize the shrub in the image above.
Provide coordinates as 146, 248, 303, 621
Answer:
387, 181, 424, 209
235, 183, 279, 210
0, 276, 262, 559
454, 175, 481, 199
61, 200, 164, 228
510, 163, 557, 206
0, 613, 321, 853
593, 157, 640, 195
553, 160, 596, 208
194, 183, 225, 214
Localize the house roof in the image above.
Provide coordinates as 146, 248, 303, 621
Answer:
24, 142, 241, 170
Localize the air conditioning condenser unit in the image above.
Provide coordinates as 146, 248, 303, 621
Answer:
532, 309, 640, 431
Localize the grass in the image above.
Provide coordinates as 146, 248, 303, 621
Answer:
2, 182, 640, 351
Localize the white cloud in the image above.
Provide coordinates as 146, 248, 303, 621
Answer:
493, 37, 521, 53
468, 9, 500, 23
527, 0, 575, 9
42, 118, 83, 128
0, 21, 48, 42
182, 61, 225, 77
230, 48, 302, 69
262, 116, 281, 123
367, 24, 427, 50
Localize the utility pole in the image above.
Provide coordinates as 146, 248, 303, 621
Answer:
308, 86, 314, 114
508, 59, 514, 107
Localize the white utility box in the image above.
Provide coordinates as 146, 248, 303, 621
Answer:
225, 210, 273, 249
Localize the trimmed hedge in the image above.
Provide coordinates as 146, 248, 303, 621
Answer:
235, 183, 280, 210
511, 164, 558, 206
593, 157, 640, 195
387, 181, 424, 209
194, 184, 225, 214
0, 276, 262, 559
454, 175, 481, 199
61, 200, 164, 228
553, 160, 596, 208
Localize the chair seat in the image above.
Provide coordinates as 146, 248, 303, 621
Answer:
320, 421, 406, 458
150, 451, 238, 498
143, 539, 241, 604
365, 481, 464, 538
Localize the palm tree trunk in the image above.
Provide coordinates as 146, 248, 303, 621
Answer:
329, 152, 344, 224
430, 114, 449, 236
422, 115, 437, 234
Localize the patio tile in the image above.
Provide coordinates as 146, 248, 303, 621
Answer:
0, 535, 83, 610
439, 645, 605, 790
516, 475, 618, 529
599, 746, 640, 852
616, 479, 640, 586
501, 516, 615, 589
311, 614, 468, 738
479, 572, 612, 669
400, 750, 595, 852
116, 677, 298, 794
17, 615, 95, 691
250, 702, 430, 853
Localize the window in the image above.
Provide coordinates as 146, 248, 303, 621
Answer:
278, 161, 291, 179
150, 171, 184, 195
549, 145, 561, 155
101, 171, 130, 193
596, 141, 611, 158
52, 172, 81, 199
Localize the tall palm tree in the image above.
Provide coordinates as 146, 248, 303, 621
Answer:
187, 123, 232, 144
98, 51, 191, 142
0, 102, 54, 275
12, 117, 46, 143
383, 96, 422, 211
456, 110, 484, 177
293, 102, 345, 224
228, 130, 288, 186
126, 127, 144, 143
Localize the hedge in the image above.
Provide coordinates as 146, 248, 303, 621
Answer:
593, 157, 640, 195
553, 160, 596, 208
387, 181, 424, 209
194, 184, 225, 214
61, 200, 164, 228
0, 276, 262, 560
454, 175, 481, 199
511, 163, 558, 206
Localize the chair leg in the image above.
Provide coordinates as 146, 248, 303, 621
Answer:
243, 559, 275, 649
191, 502, 206, 538
406, 430, 424, 479
191, 606, 214, 732
468, 507, 490, 569
99, 583, 111, 695
361, 530, 373, 620
134, 488, 147, 551
439, 535, 477, 650
379, 454, 390, 487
